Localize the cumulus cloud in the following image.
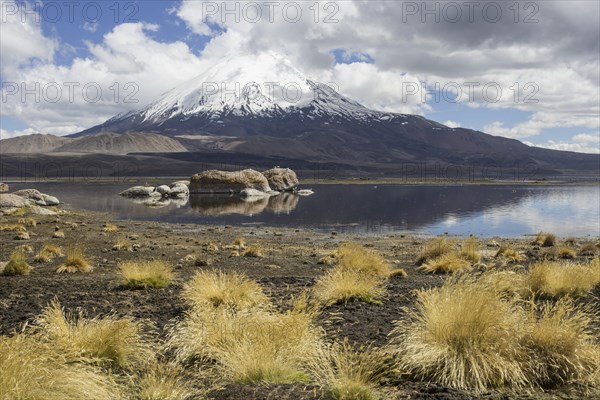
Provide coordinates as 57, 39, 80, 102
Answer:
525, 132, 600, 154
443, 120, 461, 128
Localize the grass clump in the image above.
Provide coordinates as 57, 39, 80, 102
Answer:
34, 244, 63, 263
119, 260, 174, 289
0, 333, 120, 400
36, 300, 153, 368
521, 299, 600, 388
2, 249, 32, 276
2, 206, 28, 216
416, 236, 455, 265
102, 223, 119, 232
579, 242, 599, 256
558, 246, 577, 259
390, 276, 528, 392
460, 236, 480, 263
495, 246, 526, 262
420, 253, 472, 274
534, 232, 556, 247
134, 361, 199, 400
17, 217, 36, 227
181, 270, 269, 310
56, 246, 92, 273
53, 230, 65, 238
313, 243, 400, 305
0, 224, 26, 232
242, 244, 263, 257
309, 339, 390, 400
113, 238, 133, 251
233, 236, 246, 249
167, 299, 322, 384
524, 259, 600, 298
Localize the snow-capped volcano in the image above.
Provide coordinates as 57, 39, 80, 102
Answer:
77, 52, 425, 137
72, 52, 598, 172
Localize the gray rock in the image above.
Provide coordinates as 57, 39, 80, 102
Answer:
12, 189, 44, 202
170, 180, 190, 187
0, 194, 30, 208
296, 189, 314, 196
262, 168, 299, 192
119, 186, 161, 197
0, 183, 8, 193
190, 169, 271, 193
169, 183, 189, 198
156, 185, 171, 196
240, 188, 270, 199
42, 194, 60, 206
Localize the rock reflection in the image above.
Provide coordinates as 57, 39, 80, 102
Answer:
129, 196, 189, 208
189, 193, 300, 216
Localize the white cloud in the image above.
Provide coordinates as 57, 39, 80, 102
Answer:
525, 132, 600, 154
573, 133, 599, 144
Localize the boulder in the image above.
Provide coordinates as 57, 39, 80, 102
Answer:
190, 169, 271, 193
12, 189, 44, 202
170, 180, 190, 187
0, 183, 8, 193
156, 185, 171, 196
169, 183, 189, 198
119, 186, 161, 198
42, 194, 60, 206
262, 168, 299, 192
0, 194, 30, 208
240, 188, 271, 199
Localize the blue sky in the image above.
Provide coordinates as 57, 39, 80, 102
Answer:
1, 0, 598, 153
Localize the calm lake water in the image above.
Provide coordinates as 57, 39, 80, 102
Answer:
7, 182, 600, 237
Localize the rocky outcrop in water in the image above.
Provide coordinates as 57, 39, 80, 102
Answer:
120, 181, 190, 199
262, 168, 299, 192
189, 169, 271, 194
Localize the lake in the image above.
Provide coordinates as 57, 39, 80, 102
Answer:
6, 182, 600, 237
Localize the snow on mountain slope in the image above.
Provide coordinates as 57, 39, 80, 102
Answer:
85, 51, 426, 136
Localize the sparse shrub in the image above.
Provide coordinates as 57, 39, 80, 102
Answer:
579, 242, 598, 256
36, 300, 154, 368
17, 217, 36, 227
34, 244, 63, 263
390, 276, 528, 391
242, 244, 263, 257
558, 246, 577, 259
521, 299, 600, 388
167, 299, 322, 383
309, 339, 390, 400
56, 246, 92, 273
0, 333, 120, 400
181, 270, 269, 310
119, 260, 174, 289
102, 223, 118, 232
2, 249, 32, 276
420, 253, 472, 274
525, 260, 600, 298
416, 236, 455, 265
495, 246, 525, 262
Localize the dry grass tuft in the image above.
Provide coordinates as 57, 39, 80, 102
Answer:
17, 217, 37, 227
0, 333, 120, 400
113, 238, 133, 251
14, 230, 30, 240
181, 270, 269, 310
36, 300, 154, 368
309, 339, 390, 400
53, 230, 65, 238
579, 242, 599, 256
233, 236, 246, 249
313, 268, 386, 306
167, 299, 322, 384
524, 259, 600, 298
420, 253, 472, 274
2, 206, 29, 216
242, 244, 263, 258
34, 244, 64, 263
2, 249, 32, 276
102, 223, 119, 232
0, 224, 25, 232
521, 299, 600, 388
313, 243, 397, 305
564, 237, 578, 246
135, 360, 199, 400
56, 246, 92, 273
495, 246, 526, 262
119, 259, 174, 289
390, 276, 528, 392
460, 236, 480, 263
416, 236, 455, 265
534, 232, 556, 247
558, 246, 577, 259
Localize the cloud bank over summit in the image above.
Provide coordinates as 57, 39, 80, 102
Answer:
0, 0, 598, 153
